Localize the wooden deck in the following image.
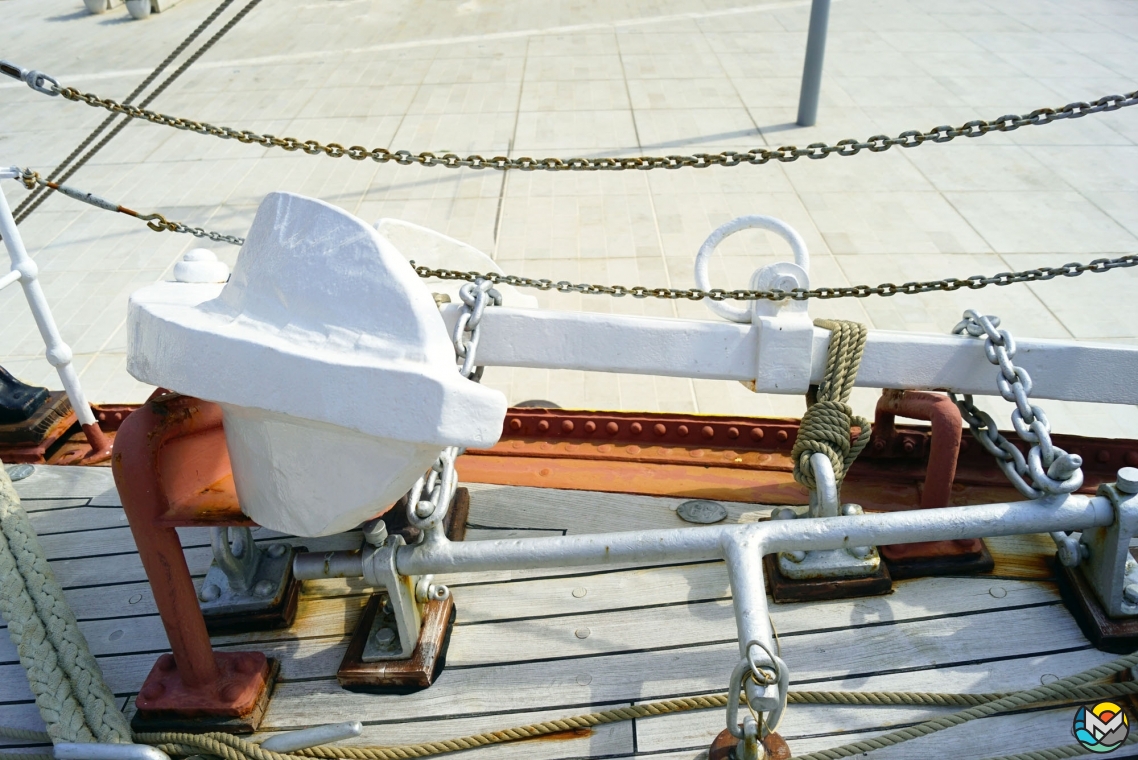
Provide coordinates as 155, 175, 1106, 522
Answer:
1, 465, 1131, 760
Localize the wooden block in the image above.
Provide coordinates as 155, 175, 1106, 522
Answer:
337, 595, 456, 693
764, 554, 892, 604
882, 538, 994, 580
1055, 553, 1138, 654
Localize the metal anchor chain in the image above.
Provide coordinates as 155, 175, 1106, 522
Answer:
950, 310, 1085, 503
4, 58, 1136, 172
726, 640, 789, 760
406, 279, 499, 534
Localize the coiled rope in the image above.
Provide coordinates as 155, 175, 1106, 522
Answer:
0, 467, 132, 745
790, 319, 871, 492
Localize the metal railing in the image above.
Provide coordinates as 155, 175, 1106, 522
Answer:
0, 166, 109, 458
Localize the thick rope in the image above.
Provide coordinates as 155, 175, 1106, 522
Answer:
123, 680, 1138, 760
789, 650, 1138, 760
0, 726, 52, 743
0, 467, 131, 744
791, 319, 871, 491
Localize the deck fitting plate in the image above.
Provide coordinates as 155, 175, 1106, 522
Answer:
709, 727, 790, 760
131, 654, 278, 734
881, 538, 994, 580
765, 553, 892, 604
1055, 551, 1138, 654
201, 543, 303, 635
338, 595, 456, 693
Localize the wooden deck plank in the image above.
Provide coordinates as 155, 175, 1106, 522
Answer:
2, 469, 1121, 760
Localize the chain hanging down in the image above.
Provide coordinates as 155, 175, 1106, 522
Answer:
10, 167, 1138, 306
950, 310, 1084, 501
405, 279, 500, 535
3, 59, 1134, 172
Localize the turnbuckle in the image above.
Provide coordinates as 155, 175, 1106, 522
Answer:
0, 60, 60, 96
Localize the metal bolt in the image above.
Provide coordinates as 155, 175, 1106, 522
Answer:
373, 627, 396, 646
840, 503, 863, 516
4, 463, 34, 482
430, 584, 450, 601
783, 550, 806, 563
267, 543, 287, 559
254, 579, 275, 597
771, 508, 797, 521
676, 499, 728, 524
363, 518, 388, 546
848, 546, 873, 560
1124, 584, 1138, 606
572, 588, 588, 598
414, 500, 435, 519
199, 583, 221, 602
382, 596, 393, 615
574, 627, 591, 639
1117, 467, 1138, 495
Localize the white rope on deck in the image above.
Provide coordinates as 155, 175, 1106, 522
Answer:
0, 464, 132, 746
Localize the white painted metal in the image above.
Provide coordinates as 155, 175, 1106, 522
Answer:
260, 722, 363, 753
127, 192, 507, 536
693, 215, 810, 323
54, 744, 168, 760
437, 304, 1138, 404
375, 218, 538, 310
0, 168, 99, 428
173, 249, 229, 283
0, 268, 21, 290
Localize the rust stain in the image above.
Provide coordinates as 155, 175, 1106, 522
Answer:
525, 728, 594, 743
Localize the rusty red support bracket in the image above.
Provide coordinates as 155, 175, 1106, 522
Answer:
873, 389, 993, 578
111, 392, 275, 732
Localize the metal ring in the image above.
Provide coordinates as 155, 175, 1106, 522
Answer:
693, 215, 809, 323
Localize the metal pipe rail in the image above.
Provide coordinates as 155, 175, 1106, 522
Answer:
296, 490, 1116, 719
0, 166, 109, 458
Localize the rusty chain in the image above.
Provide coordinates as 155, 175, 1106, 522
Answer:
12, 168, 1138, 303
2, 60, 1132, 171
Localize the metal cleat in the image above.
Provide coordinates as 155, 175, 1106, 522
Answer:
260, 722, 362, 752
54, 744, 169, 760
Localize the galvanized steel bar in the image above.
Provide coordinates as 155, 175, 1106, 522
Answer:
395, 494, 1113, 576
796, 0, 832, 127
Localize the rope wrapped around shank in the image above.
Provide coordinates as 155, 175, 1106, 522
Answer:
791, 319, 871, 492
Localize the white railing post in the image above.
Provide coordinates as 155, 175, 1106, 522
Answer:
796, 0, 832, 127
0, 167, 110, 459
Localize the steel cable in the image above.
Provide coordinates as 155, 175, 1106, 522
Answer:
10, 0, 263, 225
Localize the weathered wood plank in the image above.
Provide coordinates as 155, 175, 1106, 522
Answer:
11, 466, 115, 502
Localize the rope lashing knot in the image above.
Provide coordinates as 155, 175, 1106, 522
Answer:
790, 319, 871, 492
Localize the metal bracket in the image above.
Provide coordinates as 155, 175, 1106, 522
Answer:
775, 454, 880, 580
1078, 468, 1138, 618
360, 535, 422, 659
198, 528, 295, 617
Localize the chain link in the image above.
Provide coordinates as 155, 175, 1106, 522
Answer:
8, 65, 1127, 172
406, 278, 499, 532
950, 310, 1084, 499
413, 256, 1138, 302
11, 168, 1138, 303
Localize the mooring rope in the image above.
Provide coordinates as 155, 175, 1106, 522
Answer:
790, 319, 871, 492
0, 466, 132, 745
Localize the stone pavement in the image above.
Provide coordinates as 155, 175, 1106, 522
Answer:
2, 0, 1138, 437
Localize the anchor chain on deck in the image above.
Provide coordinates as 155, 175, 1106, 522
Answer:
2, 62, 1132, 172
